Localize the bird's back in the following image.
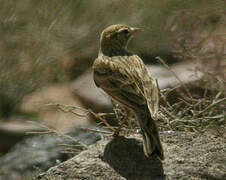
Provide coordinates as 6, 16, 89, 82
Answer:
93, 54, 159, 116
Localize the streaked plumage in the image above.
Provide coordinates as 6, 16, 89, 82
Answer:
93, 24, 164, 160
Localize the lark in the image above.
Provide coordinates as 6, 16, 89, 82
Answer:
92, 24, 164, 160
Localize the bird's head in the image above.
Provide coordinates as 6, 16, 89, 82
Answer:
99, 24, 143, 56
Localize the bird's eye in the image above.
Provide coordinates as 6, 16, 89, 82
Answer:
122, 29, 130, 34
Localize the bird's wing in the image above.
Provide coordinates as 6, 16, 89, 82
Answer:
93, 55, 159, 115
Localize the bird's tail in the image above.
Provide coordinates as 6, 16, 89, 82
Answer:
135, 111, 164, 160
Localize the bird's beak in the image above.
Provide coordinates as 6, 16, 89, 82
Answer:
131, 27, 143, 34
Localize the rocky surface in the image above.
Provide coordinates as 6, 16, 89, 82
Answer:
0, 121, 44, 153
21, 83, 90, 132
35, 131, 225, 180
0, 126, 103, 180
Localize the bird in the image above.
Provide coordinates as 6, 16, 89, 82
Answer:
92, 24, 164, 160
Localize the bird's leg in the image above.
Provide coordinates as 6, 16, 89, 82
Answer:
113, 108, 131, 137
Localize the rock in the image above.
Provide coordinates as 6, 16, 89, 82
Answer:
35, 136, 165, 180
0, 126, 103, 180
149, 61, 202, 89
72, 69, 112, 112
0, 83, 91, 155
35, 131, 225, 180
0, 121, 44, 153
21, 83, 90, 132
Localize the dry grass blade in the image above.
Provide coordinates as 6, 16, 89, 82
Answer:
156, 54, 225, 134
27, 121, 88, 149
193, 97, 226, 118
87, 110, 116, 132
46, 103, 116, 132
45, 103, 90, 117
80, 127, 112, 135
156, 56, 193, 98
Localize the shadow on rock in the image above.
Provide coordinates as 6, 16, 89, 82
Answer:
101, 136, 166, 180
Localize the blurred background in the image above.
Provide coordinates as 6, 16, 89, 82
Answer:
0, 0, 225, 179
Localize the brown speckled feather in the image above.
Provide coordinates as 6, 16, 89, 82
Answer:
93, 54, 159, 116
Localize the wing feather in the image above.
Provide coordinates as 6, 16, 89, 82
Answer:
93, 55, 159, 116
